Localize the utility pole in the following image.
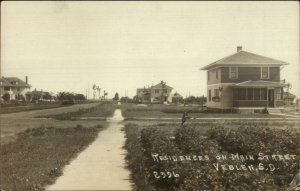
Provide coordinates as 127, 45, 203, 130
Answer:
88, 83, 90, 100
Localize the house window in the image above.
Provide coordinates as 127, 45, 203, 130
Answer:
261, 67, 269, 79
238, 88, 247, 100
17, 88, 20, 91
229, 67, 238, 79
4, 87, 10, 91
163, 89, 167, 93
254, 88, 261, 100
276, 88, 283, 100
216, 69, 218, 79
247, 88, 253, 100
155, 90, 159, 94
208, 90, 211, 101
207, 71, 210, 81
261, 88, 267, 100
214, 89, 219, 97
233, 88, 239, 100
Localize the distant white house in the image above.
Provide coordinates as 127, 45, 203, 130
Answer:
136, 82, 173, 103
0, 76, 31, 102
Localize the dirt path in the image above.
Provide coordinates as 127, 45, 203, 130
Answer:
46, 109, 132, 191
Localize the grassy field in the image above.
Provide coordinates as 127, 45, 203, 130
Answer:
118, 103, 285, 119
0, 125, 103, 191
0, 102, 63, 114
124, 119, 300, 191
37, 102, 116, 120
0, 102, 109, 145
0, 100, 99, 114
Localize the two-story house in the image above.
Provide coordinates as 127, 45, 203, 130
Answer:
200, 47, 288, 111
0, 76, 31, 102
136, 82, 173, 103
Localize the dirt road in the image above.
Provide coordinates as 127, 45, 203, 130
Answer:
46, 109, 132, 191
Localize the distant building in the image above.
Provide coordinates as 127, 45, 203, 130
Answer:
0, 76, 31, 102
172, 92, 183, 103
200, 46, 288, 110
136, 82, 173, 103
283, 92, 296, 105
25, 90, 56, 102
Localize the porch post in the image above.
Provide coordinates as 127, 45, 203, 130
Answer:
266, 88, 268, 108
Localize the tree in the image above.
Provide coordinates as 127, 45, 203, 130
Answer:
57, 92, 75, 101
74, 94, 86, 101
43, 92, 53, 101
113, 92, 119, 101
103, 90, 108, 100
2, 93, 10, 102
160, 80, 167, 103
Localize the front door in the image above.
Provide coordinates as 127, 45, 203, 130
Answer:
268, 89, 274, 107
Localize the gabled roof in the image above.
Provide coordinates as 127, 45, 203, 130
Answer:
201, 50, 289, 70
233, 80, 286, 88
173, 92, 183, 97
0, 77, 31, 88
151, 83, 173, 89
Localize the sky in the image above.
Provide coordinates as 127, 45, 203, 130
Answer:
1, 1, 299, 99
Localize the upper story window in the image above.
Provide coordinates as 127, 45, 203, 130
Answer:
215, 69, 218, 79
214, 89, 220, 97
207, 71, 210, 81
229, 67, 238, 79
163, 89, 167, 93
4, 87, 10, 91
155, 90, 159, 94
261, 67, 269, 79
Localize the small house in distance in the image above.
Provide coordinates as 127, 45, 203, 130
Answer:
172, 92, 183, 103
283, 92, 296, 105
200, 46, 288, 112
136, 82, 173, 103
0, 76, 31, 102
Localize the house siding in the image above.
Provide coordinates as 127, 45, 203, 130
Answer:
220, 86, 233, 108
221, 67, 280, 83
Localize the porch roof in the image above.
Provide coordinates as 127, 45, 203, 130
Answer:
233, 80, 287, 88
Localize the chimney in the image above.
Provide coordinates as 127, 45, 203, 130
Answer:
237, 46, 242, 52
25, 76, 28, 84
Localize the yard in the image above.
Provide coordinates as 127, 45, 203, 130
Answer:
1, 102, 299, 191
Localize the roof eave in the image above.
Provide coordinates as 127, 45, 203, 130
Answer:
200, 62, 289, 70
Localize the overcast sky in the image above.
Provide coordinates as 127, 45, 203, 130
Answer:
1, 1, 299, 98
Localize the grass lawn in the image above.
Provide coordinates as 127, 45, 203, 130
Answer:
37, 102, 116, 120
0, 102, 63, 114
119, 103, 286, 119
0, 101, 99, 114
0, 102, 110, 145
0, 125, 103, 191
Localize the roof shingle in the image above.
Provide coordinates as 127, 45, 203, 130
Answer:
0, 77, 31, 88
201, 50, 288, 70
